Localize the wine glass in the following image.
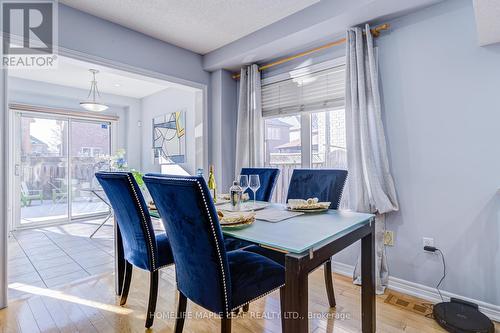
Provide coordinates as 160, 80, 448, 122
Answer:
239, 175, 249, 197
249, 175, 260, 209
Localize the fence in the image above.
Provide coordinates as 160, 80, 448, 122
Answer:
20, 156, 109, 201
269, 148, 348, 203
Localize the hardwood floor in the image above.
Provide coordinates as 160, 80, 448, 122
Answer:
3, 267, 498, 332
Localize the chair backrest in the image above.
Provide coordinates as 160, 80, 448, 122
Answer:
240, 168, 280, 202
143, 174, 232, 315
286, 169, 348, 209
95, 172, 158, 271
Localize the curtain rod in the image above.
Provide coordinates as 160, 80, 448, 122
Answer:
232, 23, 390, 80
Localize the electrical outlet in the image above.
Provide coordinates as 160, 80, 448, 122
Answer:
384, 231, 394, 246
422, 237, 434, 249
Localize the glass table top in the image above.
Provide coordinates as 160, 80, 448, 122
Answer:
222, 204, 373, 254
150, 203, 373, 254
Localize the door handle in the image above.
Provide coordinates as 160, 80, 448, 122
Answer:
15, 164, 20, 176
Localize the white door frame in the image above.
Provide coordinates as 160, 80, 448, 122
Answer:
1, 67, 8, 309
11, 112, 115, 230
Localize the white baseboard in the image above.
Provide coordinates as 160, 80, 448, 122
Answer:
330, 261, 500, 322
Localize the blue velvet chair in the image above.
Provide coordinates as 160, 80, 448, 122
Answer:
247, 169, 348, 308
239, 167, 280, 201
143, 174, 285, 333
95, 172, 174, 328
286, 169, 348, 209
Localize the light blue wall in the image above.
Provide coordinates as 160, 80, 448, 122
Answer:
210, 70, 238, 190
377, 0, 500, 306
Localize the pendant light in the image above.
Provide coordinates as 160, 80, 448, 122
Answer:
80, 69, 109, 112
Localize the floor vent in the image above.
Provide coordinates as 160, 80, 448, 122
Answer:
384, 292, 433, 317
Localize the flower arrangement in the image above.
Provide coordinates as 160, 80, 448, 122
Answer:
111, 148, 128, 170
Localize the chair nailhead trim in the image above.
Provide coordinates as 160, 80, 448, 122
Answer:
336, 175, 348, 209
126, 175, 157, 270
146, 176, 230, 315
231, 284, 285, 312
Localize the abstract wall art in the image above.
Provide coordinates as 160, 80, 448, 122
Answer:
152, 110, 186, 164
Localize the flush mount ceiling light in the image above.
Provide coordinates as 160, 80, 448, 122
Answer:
80, 69, 109, 112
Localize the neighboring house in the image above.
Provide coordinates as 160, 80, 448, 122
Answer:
71, 122, 110, 157
28, 135, 50, 156
272, 136, 320, 166
265, 118, 293, 163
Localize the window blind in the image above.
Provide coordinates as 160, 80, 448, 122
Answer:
261, 64, 345, 118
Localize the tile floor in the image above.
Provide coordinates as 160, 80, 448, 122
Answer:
8, 217, 164, 300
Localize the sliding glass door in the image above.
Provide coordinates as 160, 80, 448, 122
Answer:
15, 112, 112, 228
19, 115, 69, 224
70, 120, 111, 219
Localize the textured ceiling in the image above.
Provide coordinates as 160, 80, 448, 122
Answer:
60, 0, 320, 54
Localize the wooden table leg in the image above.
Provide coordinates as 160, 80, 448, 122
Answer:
283, 254, 309, 333
114, 218, 125, 296
361, 218, 376, 333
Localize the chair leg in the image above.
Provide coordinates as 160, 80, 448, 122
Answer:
324, 260, 336, 308
120, 261, 133, 306
174, 291, 187, 333
242, 304, 249, 312
279, 286, 286, 330
221, 315, 231, 333
145, 270, 159, 328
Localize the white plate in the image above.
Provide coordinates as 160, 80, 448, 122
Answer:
220, 219, 254, 229
287, 207, 329, 213
214, 198, 231, 205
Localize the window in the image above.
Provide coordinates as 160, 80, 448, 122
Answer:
92, 148, 103, 157
311, 109, 347, 170
264, 116, 301, 203
267, 127, 281, 140
80, 147, 92, 157
80, 147, 104, 157
262, 59, 346, 202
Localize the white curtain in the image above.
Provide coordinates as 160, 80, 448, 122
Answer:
235, 64, 264, 175
345, 24, 399, 294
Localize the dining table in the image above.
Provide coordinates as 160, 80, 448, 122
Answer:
113, 203, 376, 333
80, 188, 113, 238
